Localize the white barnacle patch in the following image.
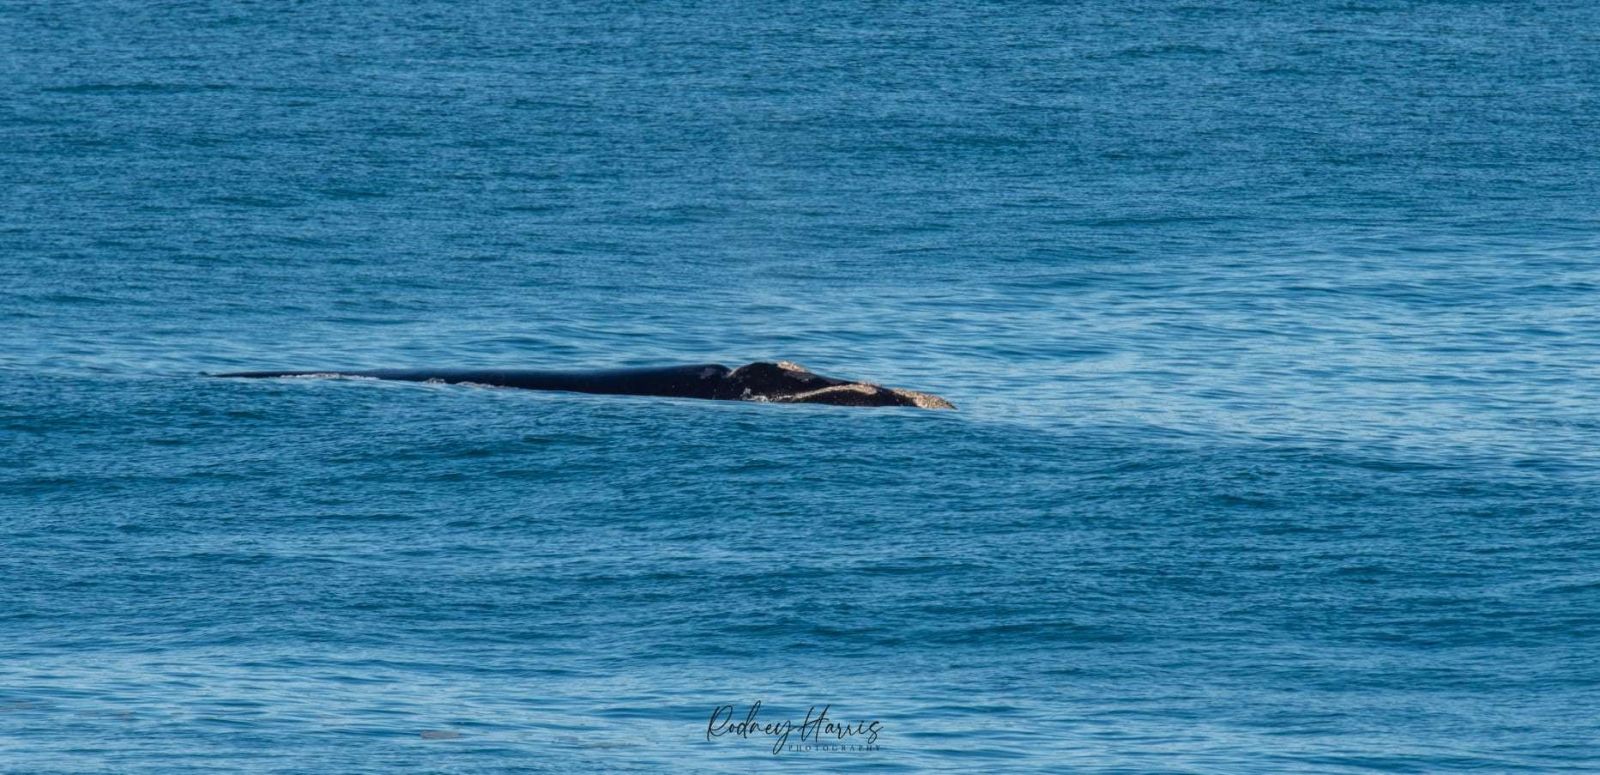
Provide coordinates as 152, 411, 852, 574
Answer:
773, 384, 878, 404
890, 388, 956, 410
290, 372, 375, 380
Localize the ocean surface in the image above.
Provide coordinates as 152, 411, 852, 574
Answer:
4, 1, 1599, 772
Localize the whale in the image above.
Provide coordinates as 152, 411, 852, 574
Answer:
214, 361, 955, 409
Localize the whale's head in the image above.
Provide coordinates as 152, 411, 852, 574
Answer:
724, 361, 830, 398
725, 361, 954, 409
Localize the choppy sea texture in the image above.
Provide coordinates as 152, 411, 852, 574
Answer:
4, 1, 1600, 772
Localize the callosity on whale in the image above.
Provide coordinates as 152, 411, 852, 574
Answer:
214, 361, 955, 410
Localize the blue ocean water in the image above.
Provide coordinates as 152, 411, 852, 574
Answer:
4, 1, 1599, 771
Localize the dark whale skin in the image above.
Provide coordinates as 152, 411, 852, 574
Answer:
214, 361, 955, 409
216, 364, 732, 399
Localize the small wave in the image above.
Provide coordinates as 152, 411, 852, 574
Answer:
41, 82, 230, 95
